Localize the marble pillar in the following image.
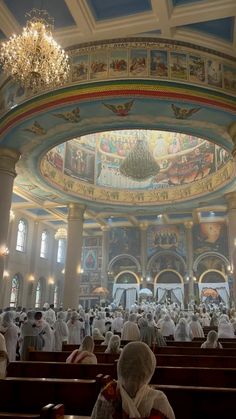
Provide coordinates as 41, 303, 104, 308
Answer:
0, 148, 20, 307
63, 203, 85, 309
140, 224, 148, 287
184, 221, 194, 303
101, 226, 110, 289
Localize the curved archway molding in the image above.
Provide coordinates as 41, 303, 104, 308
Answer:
108, 254, 141, 273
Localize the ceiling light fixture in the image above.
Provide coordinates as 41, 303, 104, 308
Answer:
119, 130, 160, 181
0, 9, 70, 93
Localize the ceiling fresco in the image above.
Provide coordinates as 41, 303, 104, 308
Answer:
43, 129, 231, 191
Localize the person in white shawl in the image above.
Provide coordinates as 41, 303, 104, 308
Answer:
121, 314, 140, 341
54, 311, 69, 351
0, 311, 19, 361
91, 341, 175, 419
174, 318, 193, 341
201, 330, 222, 348
218, 316, 235, 339
0, 332, 8, 379
160, 315, 175, 338
67, 312, 84, 345
189, 314, 204, 338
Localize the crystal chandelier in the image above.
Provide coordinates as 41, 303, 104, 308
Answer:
119, 131, 160, 181
55, 227, 67, 240
0, 9, 70, 92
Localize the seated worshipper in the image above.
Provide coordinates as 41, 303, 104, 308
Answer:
201, 330, 222, 348
0, 311, 19, 362
174, 318, 193, 342
67, 312, 84, 345
160, 315, 175, 338
34, 311, 54, 351
66, 335, 97, 364
54, 311, 69, 351
92, 327, 105, 341
189, 315, 205, 338
121, 314, 140, 341
101, 331, 113, 346
218, 316, 235, 339
105, 335, 122, 354
91, 342, 175, 419
19, 311, 43, 360
0, 332, 8, 379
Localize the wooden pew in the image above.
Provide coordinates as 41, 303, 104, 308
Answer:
0, 377, 100, 416
155, 346, 236, 356
158, 384, 236, 419
8, 361, 236, 389
28, 350, 119, 364
7, 361, 116, 380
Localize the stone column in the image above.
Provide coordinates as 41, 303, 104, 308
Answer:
0, 148, 20, 307
184, 221, 194, 303
101, 226, 110, 289
63, 203, 85, 309
140, 223, 148, 287
225, 192, 236, 306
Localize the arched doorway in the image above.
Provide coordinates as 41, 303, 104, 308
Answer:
198, 269, 230, 307
154, 269, 184, 307
113, 271, 140, 310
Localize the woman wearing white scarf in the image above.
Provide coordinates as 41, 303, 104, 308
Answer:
218, 317, 235, 339
0, 311, 18, 361
0, 332, 8, 379
53, 311, 69, 351
91, 341, 175, 419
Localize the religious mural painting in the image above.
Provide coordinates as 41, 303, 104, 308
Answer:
71, 54, 89, 82
109, 49, 128, 77
46, 143, 65, 172
64, 139, 95, 183
189, 54, 206, 84
150, 50, 168, 78
223, 65, 236, 92
170, 52, 188, 80
147, 224, 186, 258
109, 227, 140, 260
193, 222, 229, 257
129, 49, 148, 76
207, 60, 222, 88
80, 236, 102, 296
90, 51, 108, 79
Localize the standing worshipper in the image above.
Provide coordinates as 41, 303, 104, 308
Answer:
0, 311, 19, 361
174, 318, 193, 342
160, 315, 175, 338
218, 316, 235, 338
54, 311, 69, 351
19, 311, 43, 360
45, 304, 56, 327
91, 341, 175, 419
112, 312, 123, 336
189, 314, 204, 338
93, 313, 106, 335
67, 312, 84, 344
121, 313, 140, 341
0, 333, 8, 379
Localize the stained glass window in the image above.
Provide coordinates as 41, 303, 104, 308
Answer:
35, 280, 42, 308
40, 230, 48, 258
53, 285, 58, 308
57, 239, 66, 263
10, 274, 20, 307
16, 219, 27, 252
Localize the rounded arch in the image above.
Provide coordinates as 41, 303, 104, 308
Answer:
147, 250, 187, 273
199, 269, 227, 283
193, 252, 229, 272
114, 270, 140, 284
108, 254, 141, 273
154, 269, 184, 284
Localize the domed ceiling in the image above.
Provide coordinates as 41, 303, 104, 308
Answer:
40, 129, 233, 207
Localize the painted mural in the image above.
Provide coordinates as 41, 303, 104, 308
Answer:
147, 225, 186, 257
193, 222, 229, 256
81, 236, 102, 272
109, 227, 140, 260
149, 252, 186, 276
44, 130, 232, 192
1, 38, 236, 117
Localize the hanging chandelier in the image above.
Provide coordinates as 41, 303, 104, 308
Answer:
119, 131, 160, 181
55, 227, 67, 240
0, 9, 70, 92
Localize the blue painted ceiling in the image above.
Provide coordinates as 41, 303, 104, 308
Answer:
11, 193, 28, 203
87, 0, 152, 21
172, 0, 204, 5
183, 17, 235, 42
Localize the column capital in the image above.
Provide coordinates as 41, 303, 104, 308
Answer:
67, 203, 86, 221
101, 226, 110, 232
0, 148, 21, 177
225, 192, 236, 211
139, 222, 148, 231
184, 221, 193, 229
228, 122, 236, 158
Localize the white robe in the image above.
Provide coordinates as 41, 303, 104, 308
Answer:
54, 319, 69, 351
0, 333, 7, 379
121, 321, 140, 341
67, 319, 84, 344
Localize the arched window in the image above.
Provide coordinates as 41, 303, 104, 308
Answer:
57, 239, 66, 264
40, 230, 49, 258
35, 280, 42, 308
53, 284, 58, 308
16, 219, 27, 252
10, 274, 20, 307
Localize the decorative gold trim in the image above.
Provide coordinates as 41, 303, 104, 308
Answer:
154, 269, 184, 284
114, 270, 140, 284
199, 268, 227, 283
